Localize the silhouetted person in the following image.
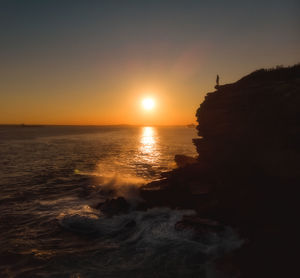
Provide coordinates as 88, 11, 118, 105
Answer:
216, 74, 219, 86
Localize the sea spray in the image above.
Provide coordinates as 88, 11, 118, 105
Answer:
58, 207, 243, 277
0, 126, 225, 277
75, 163, 147, 204
94, 174, 145, 204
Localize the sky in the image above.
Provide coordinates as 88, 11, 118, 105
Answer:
0, 0, 299, 125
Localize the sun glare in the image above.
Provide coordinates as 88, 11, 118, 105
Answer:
142, 98, 155, 110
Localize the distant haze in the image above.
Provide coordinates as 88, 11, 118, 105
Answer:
0, 0, 299, 125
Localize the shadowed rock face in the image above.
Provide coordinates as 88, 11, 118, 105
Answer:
141, 64, 300, 277
191, 64, 300, 277
194, 64, 300, 180
190, 65, 300, 224
142, 65, 300, 220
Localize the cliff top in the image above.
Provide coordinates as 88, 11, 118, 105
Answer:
217, 63, 300, 91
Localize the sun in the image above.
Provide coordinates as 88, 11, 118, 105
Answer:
142, 98, 155, 110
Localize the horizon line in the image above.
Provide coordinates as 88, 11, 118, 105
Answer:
0, 123, 197, 127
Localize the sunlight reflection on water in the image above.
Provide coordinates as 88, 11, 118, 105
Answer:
139, 127, 160, 164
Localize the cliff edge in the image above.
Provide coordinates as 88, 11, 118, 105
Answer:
194, 64, 300, 179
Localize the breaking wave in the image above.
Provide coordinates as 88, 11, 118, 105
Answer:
58, 207, 243, 277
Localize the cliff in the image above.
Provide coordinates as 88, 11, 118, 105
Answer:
194, 64, 300, 179
141, 64, 300, 277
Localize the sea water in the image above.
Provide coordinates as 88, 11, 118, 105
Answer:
0, 126, 241, 277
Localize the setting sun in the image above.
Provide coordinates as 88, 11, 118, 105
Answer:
142, 98, 155, 110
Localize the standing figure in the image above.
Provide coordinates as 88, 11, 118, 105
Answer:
216, 74, 220, 86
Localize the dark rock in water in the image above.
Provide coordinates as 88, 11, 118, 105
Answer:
60, 215, 99, 235
124, 219, 136, 228
135, 201, 151, 211
97, 197, 130, 216
174, 154, 198, 168
141, 178, 169, 190
175, 215, 224, 237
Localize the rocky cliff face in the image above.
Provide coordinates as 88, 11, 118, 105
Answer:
141, 65, 300, 277
191, 64, 300, 277
190, 65, 300, 227
194, 64, 300, 179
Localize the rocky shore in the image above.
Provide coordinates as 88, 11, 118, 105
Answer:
97, 64, 300, 277
139, 64, 300, 277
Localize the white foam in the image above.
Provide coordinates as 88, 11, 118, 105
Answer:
59, 207, 243, 257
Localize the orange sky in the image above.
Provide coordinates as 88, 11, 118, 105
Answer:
0, 1, 299, 125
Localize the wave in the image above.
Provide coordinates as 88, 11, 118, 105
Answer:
59, 207, 243, 275
75, 166, 147, 205
57, 166, 243, 277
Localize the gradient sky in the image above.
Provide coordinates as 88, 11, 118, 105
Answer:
0, 0, 299, 125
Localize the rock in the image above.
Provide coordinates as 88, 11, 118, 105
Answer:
141, 64, 300, 277
194, 64, 300, 179
124, 219, 136, 228
141, 178, 169, 190
97, 197, 130, 216
135, 201, 150, 211
174, 154, 198, 168
191, 64, 300, 277
175, 215, 224, 237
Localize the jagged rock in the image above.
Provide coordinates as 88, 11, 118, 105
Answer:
97, 197, 130, 216
124, 219, 136, 228
175, 215, 224, 237
174, 154, 198, 168
141, 178, 169, 190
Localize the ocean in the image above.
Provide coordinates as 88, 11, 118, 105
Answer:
0, 125, 241, 278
